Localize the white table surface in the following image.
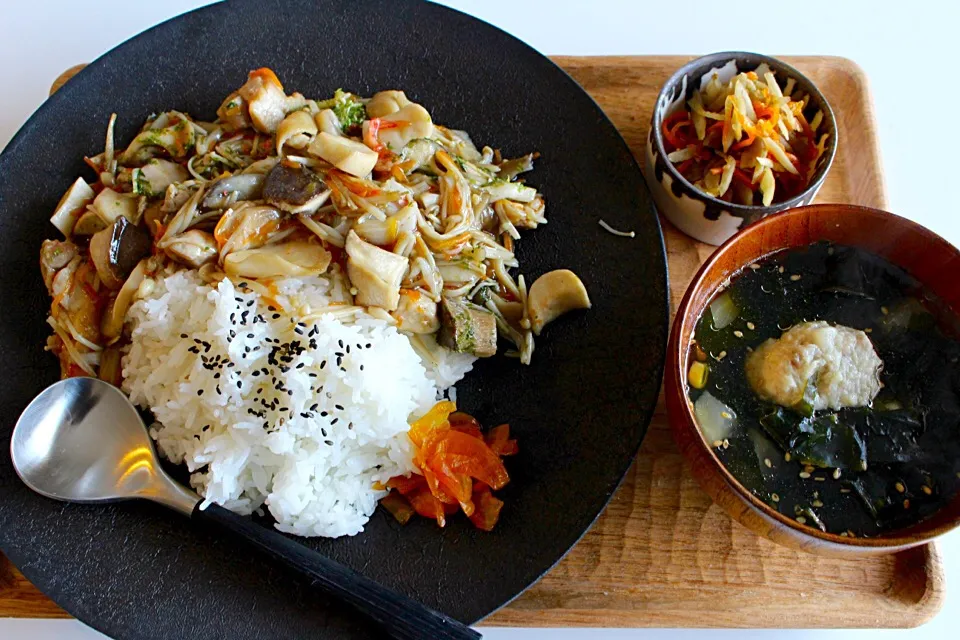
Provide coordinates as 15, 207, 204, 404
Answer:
1, 1, 958, 638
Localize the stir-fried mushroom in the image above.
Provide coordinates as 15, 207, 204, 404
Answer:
92, 188, 140, 224
89, 217, 153, 289
40, 239, 78, 291
39, 67, 581, 383
308, 132, 377, 177
163, 230, 218, 268
345, 230, 408, 311
262, 163, 331, 214
49, 178, 95, 237
201, 173, 265, 209
392, 290, 439, 334
223, 241, 332, 279
526, 269, 591, 335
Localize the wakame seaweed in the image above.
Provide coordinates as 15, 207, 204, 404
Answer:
690, 242, 960, 537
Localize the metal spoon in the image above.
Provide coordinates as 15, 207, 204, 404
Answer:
12, 377, 480, 640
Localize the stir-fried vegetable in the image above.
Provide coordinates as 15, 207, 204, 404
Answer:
381, 401, 516, 530
663, 65, 830, 206
40, 67, 583, 380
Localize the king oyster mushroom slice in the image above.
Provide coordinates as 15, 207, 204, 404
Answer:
262, 162, 331, 214
527, 269, 591, 335
276, 110, 318, 154
344, 230, 408, 311
365, 90, 412, 119
314, 109, 342, 136
375, 103, 434, 151
163, 229, 218, 268
308, 132, 378, 177
88, 217, 153, 290
215, 204, 282, 258
201, 173, 266, 209
135, 159, 188, 197
49, 178, 95, 237
91, 188, 140, 225
392, 289, 440, 334
438, 295, 498, 357
237, 68, 290, 134
223, 241, 332, 279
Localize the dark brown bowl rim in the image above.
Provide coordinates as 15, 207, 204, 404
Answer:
651, 51, 838, 215
669, 203, 960, 549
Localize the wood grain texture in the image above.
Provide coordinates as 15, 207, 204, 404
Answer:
0, 56, 942, 628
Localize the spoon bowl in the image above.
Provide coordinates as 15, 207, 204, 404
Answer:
12, 377, 197, 513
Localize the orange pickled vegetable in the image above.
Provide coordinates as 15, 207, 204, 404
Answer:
381, 401, 515, 531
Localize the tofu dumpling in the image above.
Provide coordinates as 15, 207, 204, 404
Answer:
745, 321, 882, 411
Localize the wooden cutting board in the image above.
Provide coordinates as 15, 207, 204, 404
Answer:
0, 56, 944, 629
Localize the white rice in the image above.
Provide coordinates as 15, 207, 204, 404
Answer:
122, 270, 475, 537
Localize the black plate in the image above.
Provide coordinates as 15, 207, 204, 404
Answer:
0, 1, 667, 638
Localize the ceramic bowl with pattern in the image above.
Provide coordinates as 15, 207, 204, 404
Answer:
644, 52, 838, 245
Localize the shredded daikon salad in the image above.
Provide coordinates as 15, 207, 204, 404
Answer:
662, 64, 830, 206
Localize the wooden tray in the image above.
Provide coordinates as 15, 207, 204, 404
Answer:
0, 56, 944, 628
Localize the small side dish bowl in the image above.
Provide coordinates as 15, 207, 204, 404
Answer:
645, 52, 838, 245
666, 203, 960, 556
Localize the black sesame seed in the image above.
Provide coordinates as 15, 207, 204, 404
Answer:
214, 372, 221, 379
236, 380, 242, 389
338, 339, 344, 348
330, 418, 339, 425
197, 389, 204, 396
247, 333, 254, 339
335, 404, 344, 411
272, 313, 281, 319
180, 333, 189, 339
296, 363, 305, 369
320, 411, 328, 417
360, 365, 364, 371
310, 403, 318, 411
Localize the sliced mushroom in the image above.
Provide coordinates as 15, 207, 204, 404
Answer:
92, 188, 139, 224
276, 110, 318, 154
349, 203, 411, 246
314, 109, 342, 136
438, 296, 497, 357
238, 68, 289, 134
40, 239, 78, 292
89, 217, 153, 290
201, 173, 265, 209
162, 181, 199, 213
72, 210, 110, 236
49, 178, 95, 237
392, 289, 439, 334
376, 103, 434, 152
163, 229, 218, 268
215, 204, 282, 258
158, 185, 204, 245
262, 163, 330, 214
101, 258, 148, 341
365, 90, 412, 119
527, 269, 591, 335
135, 159, 188, 197
308, 132, 378, 177
345, 230, 408, 311
223, 241, 332, 279
118, 111, 196, 165
216, 91, 252, 131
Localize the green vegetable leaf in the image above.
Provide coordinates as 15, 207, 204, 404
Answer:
789, 413, 867, 471
319, 89, 367, 131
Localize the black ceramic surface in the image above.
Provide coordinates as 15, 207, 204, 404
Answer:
0, 1, 667, 639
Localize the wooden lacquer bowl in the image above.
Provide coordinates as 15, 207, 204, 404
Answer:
666, 203, 960, 555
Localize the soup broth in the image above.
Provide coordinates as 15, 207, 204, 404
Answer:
690, 242, 960, 537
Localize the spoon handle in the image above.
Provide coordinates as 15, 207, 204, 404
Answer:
192, 503, 481, 640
